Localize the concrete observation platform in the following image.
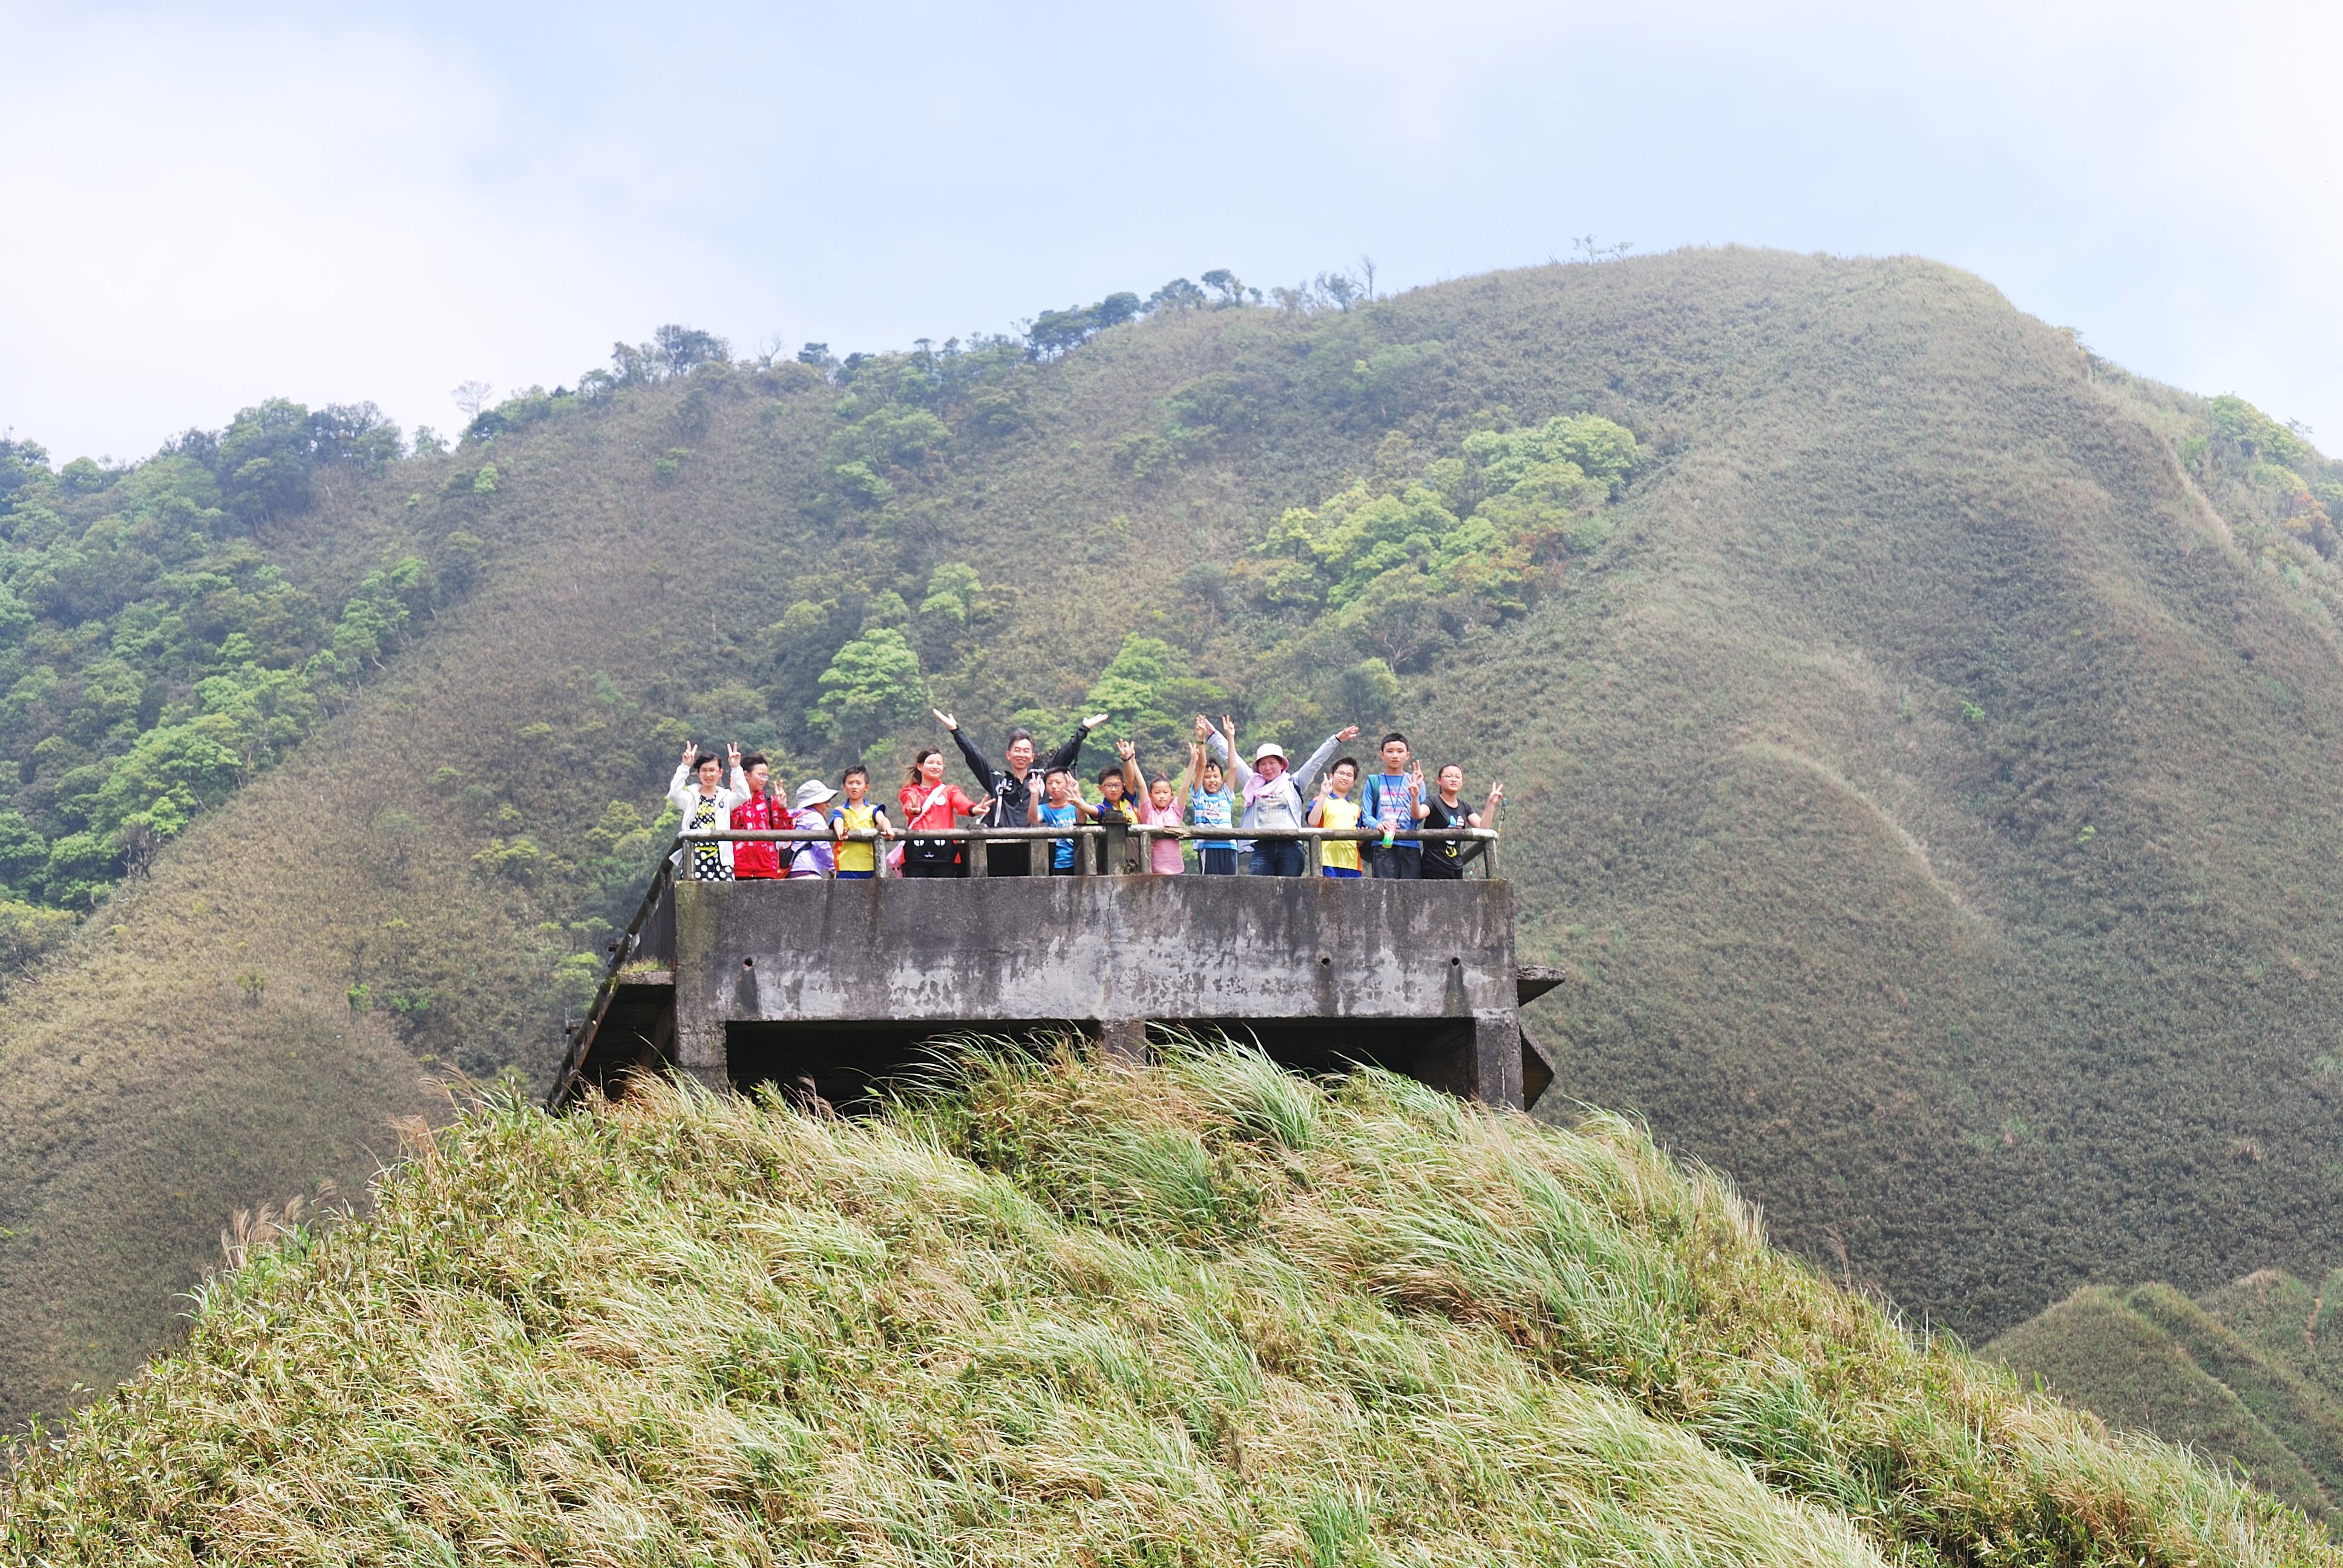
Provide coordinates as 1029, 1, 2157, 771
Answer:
552, 861, 1564, 1112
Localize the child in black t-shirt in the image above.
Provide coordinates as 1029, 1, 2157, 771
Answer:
1421, 764, 1504, 878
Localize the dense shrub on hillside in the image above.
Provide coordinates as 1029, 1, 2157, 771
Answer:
5, 1046, 2326, 1566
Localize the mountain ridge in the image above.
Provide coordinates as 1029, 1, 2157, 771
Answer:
5, 247, 2343, 1429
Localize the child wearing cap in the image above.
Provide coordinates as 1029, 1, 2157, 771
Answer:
827, 765, 893, 879
788, 778, 839, 877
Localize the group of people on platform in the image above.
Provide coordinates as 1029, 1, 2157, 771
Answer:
666, 713, 1502, 883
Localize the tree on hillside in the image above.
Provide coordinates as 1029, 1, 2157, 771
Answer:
805, 628, 927, 751
608, 327, 730, 385
1202, 269, 1258, 307
1147, 278, 1207, 313
168, 399, 404, 532
654, 325, 730, 378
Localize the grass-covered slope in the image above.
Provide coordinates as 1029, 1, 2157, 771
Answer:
1992, 1270, 2343, 1518
1990, 1288, 2336, 1517
2206, 1271, 2343, 1400
6, 1045, 2328, 1566
10, 247, 2343, 1428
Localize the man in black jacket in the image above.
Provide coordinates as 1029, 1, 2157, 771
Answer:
935, 708, 1108, 877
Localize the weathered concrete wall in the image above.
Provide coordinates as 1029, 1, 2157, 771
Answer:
668, 877, 1521, 1103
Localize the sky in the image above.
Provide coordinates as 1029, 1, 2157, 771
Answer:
2, 0, 2336, 464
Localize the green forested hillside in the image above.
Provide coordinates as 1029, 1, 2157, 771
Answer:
7, 1047, 2328, 1566
6, 249, 2343, 1431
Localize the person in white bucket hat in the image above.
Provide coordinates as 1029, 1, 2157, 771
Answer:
787, 778, 839, 877
1201, 716, 1358, 876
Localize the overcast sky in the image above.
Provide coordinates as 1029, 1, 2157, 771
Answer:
3, 0, 2336, 464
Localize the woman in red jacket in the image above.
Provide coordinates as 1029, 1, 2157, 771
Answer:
898, 746, 981, 878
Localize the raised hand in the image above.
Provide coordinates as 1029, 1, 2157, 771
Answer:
726, 742, 742, 768
681, 741, 700, 765
1336, 725, 1360, 742
1081, 712, 1110, 730
932, 708, 958, 730
1116, 738, 1136, 760
1194, 714, 1211, 742
1221, 716, 1236, 748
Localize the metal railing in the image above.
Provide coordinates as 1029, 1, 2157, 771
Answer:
675, 823, 1499, 878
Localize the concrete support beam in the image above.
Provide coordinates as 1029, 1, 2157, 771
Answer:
1473, 1013, 1524, 1109
628, 877, 1521, 1108
1414, 1013, 1526, 1109
674, 1018, 729, 1094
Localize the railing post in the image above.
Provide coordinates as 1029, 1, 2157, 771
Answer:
966, 831, 987, 878
1104, 818, 1127, 876
1305, 831, 1323, 877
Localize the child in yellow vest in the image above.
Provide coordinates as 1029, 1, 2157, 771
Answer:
1311, 757, 1364, 877
827, 765, 894, 878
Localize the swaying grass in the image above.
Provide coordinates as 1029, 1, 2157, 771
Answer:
5, 1039, 2327, 1566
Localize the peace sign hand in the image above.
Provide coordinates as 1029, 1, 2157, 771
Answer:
1116, 739, 1136, 761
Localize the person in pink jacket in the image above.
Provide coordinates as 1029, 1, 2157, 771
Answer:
1118, 738, 1189, 875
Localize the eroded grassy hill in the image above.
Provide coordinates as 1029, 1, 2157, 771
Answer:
1991, 1267, 2343, 1518
6, 248, 2343, 1428
6, 1046, 2330, 1566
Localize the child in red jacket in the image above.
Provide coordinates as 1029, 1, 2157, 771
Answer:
729, 753, 789, 878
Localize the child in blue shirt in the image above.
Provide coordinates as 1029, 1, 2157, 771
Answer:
1040, 767, 1092, 874
1188, 716, 1237, 874
1361, 731, 1428, 879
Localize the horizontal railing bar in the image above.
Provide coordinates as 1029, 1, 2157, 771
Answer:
677, 827, 1499, 842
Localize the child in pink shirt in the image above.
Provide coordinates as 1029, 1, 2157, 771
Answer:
1118, 739, 1188, 875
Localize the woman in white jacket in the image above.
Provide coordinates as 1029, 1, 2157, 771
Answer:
667, 742, 749, 879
